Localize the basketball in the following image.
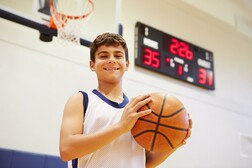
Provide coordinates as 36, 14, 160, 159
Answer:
131, 93, 190, 153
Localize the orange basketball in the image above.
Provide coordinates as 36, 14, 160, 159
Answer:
131, 93, 190, 153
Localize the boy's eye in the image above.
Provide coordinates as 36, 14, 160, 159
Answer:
115, 55, 123, 58
99, 55, 108, 59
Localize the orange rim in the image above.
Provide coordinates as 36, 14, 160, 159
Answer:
49, 0, 94, 20
49, 17, 57, 29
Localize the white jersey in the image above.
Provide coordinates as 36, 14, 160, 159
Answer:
68, 89, 145, 168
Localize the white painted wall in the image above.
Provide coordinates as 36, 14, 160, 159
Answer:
0, 0, 252, 167
120, 1, 252, 167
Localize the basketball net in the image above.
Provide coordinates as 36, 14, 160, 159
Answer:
49, 0, 94, 45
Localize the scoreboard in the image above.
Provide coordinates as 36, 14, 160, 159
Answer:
135, 22, 215, 90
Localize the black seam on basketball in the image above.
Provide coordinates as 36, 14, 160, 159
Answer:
151, 107, 185, 118
151, 94, 167, 151
133, 130, 157, 138
164, 107, 185, 118
156, 131, 174, 149
146, 103, 151, 109
138, 118, 158, 125
138, 116, 188, 131
133, 130, 174, 149
159, 123, 188, 131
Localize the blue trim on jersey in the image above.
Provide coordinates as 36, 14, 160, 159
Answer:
79, 91, 89, 115
92, 89, 129, 108
72, 159, 78, 168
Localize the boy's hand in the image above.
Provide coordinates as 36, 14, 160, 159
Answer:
119, 94, 152, 133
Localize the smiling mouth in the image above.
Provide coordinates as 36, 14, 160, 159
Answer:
104, 67, 119, 71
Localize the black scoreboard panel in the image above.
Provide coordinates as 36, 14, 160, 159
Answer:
135, 22, 215, 90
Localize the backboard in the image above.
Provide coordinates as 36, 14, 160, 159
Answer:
0, 0, 122, 47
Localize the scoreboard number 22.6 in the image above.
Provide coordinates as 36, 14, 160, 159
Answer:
134, 22, 215, 90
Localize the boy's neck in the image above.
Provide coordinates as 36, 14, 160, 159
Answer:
97, 84, 124, 103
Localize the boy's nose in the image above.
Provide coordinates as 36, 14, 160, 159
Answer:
108, 56, 116, 63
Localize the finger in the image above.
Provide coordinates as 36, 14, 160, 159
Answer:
129, 94, 151, 107
189, 118, 193, 129
137, 109, 152, 118
186, 128, 192, 139
134, 96, 152, 111
177, 140, 187, 148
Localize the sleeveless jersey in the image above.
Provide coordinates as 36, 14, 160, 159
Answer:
68, 89, 145, 168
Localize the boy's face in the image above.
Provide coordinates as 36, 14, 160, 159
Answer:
89, 45, 129, 83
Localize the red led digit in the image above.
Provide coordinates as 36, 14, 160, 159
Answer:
170, 38, 179, 55
198, 68, 214, 86
198, 68, 206, 84
152, 51, 160, 68
208, 70, 213, 86
143, 48, 160, 68
177, 65, 183, 76
166, 57, 170, 63
169, 38, 194, 60
186, 50, 193, 60
143, 48, 152, 66
178, 42, 187, 58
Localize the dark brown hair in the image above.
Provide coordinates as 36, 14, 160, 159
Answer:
90, 33, 128, 62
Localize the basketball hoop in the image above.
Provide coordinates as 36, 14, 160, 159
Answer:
49, 0, 94, 45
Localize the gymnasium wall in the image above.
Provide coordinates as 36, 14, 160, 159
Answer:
1, 0, 252, 167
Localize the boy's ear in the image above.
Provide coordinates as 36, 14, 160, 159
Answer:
126, 60, 130, 71
90, 60, 95, 71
